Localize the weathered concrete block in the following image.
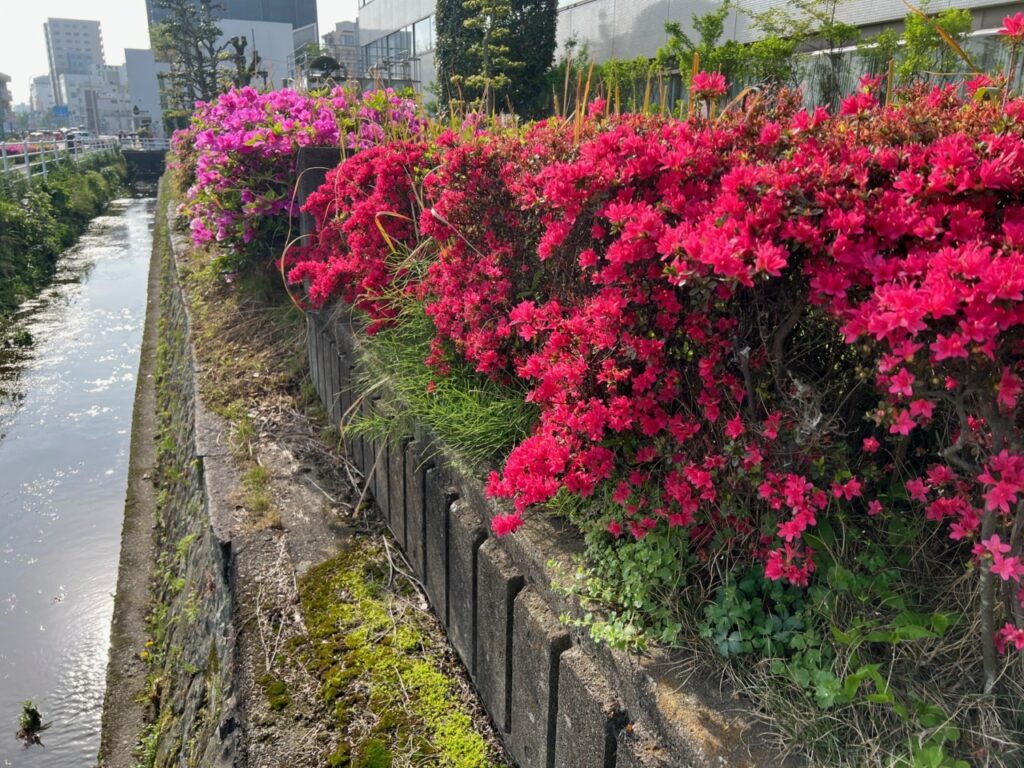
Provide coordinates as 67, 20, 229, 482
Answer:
296, 147, 341, 238
424, 466, 456, 625
313, 321, 325, 409
447, 500, 485, 674
308, 314, 324, 404
370, 399, 389, 520
388, 439, 408, 548
335, 351, 350, 429
555, 646, 626, 768
510, 588, 571, 768
342, 363, 357, 456
476, 538, 523, 734
326, 338, 340, 425
404, 439, 429, 578
357, 396, 371, 478
306, 314, 318, 401
614, 723, 675, 768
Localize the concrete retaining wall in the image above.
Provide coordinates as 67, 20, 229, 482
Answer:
143, 222, 241, 767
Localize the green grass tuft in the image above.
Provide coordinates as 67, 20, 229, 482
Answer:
349, 301, 536, 472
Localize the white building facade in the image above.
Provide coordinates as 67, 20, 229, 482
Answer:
357, 1, 436, 95
360, 0, 1024, 103
30, 75, 55, 115
124, 49, 169, 138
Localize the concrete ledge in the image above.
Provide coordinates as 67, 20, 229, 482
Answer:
476, 538, 523, 734
510, 588, 571, 768
299, 202, 794, 766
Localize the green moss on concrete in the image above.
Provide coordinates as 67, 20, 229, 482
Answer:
298, 540, 506, 768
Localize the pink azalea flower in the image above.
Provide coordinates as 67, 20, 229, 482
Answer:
999, 13, 1024, 44
691, 70, 727, 99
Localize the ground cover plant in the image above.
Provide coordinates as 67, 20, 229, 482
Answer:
172, 18, 1024, 766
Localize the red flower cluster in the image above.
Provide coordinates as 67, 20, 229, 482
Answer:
290, 84, 1024, 654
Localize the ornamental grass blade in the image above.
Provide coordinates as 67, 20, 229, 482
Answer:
901, 0, 982, 74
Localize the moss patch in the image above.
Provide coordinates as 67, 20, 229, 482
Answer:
258, 673, 292, 712
298, 540, 506, 768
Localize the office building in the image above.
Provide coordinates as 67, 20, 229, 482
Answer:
362, 0, 1024, 103
124, 49, 170, 137
44, 18, 105, 105
555, 0, 1024, 61
358, 1, 435, 93
323, 20, 361, 80
145, 0, 317, 36
58, 64, 134, 135
30, 75, 55, 115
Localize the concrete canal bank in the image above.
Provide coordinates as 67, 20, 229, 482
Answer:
98, 183, 510, 767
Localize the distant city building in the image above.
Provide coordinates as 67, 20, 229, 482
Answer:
59, 64, 134, 135
124, 49, 170, 137
44, 18, 105, 105
0, 73, 11, 136
322, 20, 360, 79
30, 75, 55, 115
217, 19, 298, 89
145, 0, 317, 36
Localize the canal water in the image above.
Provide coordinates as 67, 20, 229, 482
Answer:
0, 197, 155, 767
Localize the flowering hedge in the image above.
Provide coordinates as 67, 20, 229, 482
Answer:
170, 86, 423, 266
172, 28, 1024, 758
287, 76, 1024, 680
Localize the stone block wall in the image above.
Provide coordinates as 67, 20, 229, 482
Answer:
145, 227, 240, 767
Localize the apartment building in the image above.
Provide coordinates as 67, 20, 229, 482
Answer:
323, 21, 362, 79
44, 18, 105, 105
30, 76, 55, 115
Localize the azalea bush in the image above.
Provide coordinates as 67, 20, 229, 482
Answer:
169, 86, 423, 269
169, 20, 1024, 759
285, 59, 1024, 765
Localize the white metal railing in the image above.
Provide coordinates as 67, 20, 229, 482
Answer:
118, 137, 171, 151
0, 137, 122, 181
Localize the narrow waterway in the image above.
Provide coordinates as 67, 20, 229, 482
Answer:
0, 197, 155, 767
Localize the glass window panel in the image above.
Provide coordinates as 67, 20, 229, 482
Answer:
414, 16, 434, 56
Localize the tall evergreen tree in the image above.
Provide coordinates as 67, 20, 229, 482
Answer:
435, 0, 477, 107
151, 0, 226, 126
506, 0, 558, 118
435, 0, 557, 116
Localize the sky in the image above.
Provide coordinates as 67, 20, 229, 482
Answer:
0, 0, 359, 103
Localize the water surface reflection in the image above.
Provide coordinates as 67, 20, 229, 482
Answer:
0, 197, 155, 767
